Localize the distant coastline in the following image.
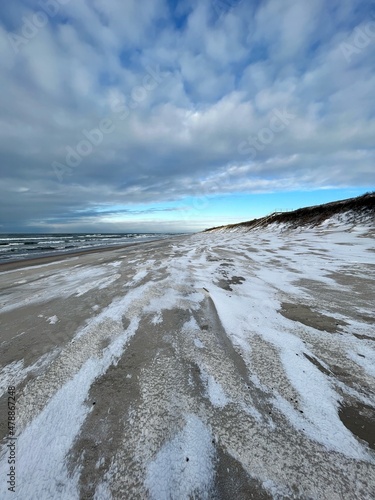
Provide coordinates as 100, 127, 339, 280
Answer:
0, 233, 180, 265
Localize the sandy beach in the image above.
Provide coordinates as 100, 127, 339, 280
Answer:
0, 221, 374, 499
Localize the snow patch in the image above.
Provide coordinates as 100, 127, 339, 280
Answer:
0, 317, 139, 499
145, 414, 215, 500
200, 370, 229, 408
194, 338, 205, 349
94, 482, 112, 499
0, 351, 58, 398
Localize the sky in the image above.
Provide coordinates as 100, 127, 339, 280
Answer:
0, 0, 374, 233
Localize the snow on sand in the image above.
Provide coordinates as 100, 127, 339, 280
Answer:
0, 219, 374, 498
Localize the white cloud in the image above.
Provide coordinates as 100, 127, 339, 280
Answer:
0, 0, 374, 231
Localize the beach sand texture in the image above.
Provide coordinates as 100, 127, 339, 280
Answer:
0, 219, 374, 499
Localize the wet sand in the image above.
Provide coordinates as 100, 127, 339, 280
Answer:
0, 227, 374, 499
0, 236, 184, 272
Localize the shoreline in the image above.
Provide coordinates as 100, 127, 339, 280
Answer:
0, 235, 185, 272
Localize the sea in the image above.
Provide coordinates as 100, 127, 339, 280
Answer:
0, 233, 175, 264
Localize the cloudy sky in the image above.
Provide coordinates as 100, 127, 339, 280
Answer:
0, 0, 374, 233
